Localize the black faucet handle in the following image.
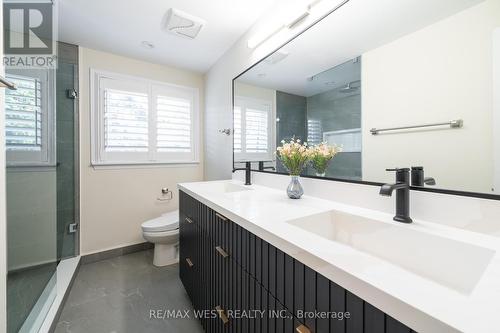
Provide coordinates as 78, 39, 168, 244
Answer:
386, 168, 410, 184
386, 168, 410, 172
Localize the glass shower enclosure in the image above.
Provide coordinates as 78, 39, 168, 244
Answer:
5, 42, 79, 333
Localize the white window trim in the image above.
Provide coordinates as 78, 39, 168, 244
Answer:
234, 95, 275, 163
90, 69, 200, 167
6, 69, 56, 168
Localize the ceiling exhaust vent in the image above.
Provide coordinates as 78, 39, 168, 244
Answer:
163, 8, 205, 39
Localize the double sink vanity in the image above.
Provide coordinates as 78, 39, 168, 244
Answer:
178, 179, 499, 333
186, 1, 500, 331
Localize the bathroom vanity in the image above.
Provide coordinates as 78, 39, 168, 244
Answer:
178, 180, 500, 333
182, 0, 500, 332
178, 186, 412, 333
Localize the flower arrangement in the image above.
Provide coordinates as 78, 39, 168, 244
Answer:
276, 138, 311, 176
309, 142, 342, 176
276, 139, 341, 199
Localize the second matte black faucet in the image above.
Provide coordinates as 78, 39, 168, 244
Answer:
411, 166, 436, 186
232, 161, 252, 185
380, 168, 412, 223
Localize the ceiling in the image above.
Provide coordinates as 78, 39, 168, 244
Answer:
58, 0, 276, 73
238, 0, 484, 96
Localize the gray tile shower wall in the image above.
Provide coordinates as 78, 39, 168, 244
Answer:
56, 42, 79, 259
276, 91, 307, 173
305, 79, 362, 180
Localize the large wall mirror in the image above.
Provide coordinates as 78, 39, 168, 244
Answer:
233, 0, 500, 198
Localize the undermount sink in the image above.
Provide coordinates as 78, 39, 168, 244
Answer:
199, 182, 252, 194
287, 210, 495, 294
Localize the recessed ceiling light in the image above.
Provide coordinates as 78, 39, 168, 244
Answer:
141, 41, 155, 49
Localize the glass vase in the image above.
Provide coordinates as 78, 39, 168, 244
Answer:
287, 176, 304, 199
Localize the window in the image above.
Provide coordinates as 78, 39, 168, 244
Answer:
5, 69, 55, 167
104, 89, 149, 153
307, 119, 322, 146
233, 96, 273, 162
233, 106, 242, 153
91, 70, 199, 165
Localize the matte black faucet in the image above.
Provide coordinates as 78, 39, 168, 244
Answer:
233, 162, 252, 185
411, 166, 436, 186
380, 168, 412, 223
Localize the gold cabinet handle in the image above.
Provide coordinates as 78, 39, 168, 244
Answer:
296, 324, 311, 333
215, 306, 229, 324
215, 246, 229, 258
185, 217, 194, 224
186, 258, 194, 267
215, 212, 228, 222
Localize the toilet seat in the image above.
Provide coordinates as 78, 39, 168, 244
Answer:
142, 229, 178, 238
141, 210, 179, 232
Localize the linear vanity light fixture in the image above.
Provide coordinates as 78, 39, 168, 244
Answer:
247, 7, 309, 50
370, 119, 464, 135
247, 0, 348, 49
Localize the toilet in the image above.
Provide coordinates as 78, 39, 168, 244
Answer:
141, 210, 179, 267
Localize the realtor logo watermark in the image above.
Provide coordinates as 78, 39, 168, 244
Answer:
3, 0, 57, 69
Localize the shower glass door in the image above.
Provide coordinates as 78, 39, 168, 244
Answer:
5, 41, 79, 332
5, 68, 58, 332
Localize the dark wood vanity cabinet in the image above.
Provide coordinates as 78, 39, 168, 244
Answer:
179, 190, 415, 333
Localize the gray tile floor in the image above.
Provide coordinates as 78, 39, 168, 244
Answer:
55, 250, 204, 333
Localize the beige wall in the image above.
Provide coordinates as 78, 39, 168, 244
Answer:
234, 81, 275, 102
362, 0, 500, 193
79, 48, 204, 255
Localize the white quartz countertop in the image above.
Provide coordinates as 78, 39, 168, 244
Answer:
178, 180, 500, 333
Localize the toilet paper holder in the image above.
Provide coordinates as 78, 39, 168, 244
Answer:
157, 188, 173, 201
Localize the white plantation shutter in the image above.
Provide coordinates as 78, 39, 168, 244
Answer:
92, 70, 199, 165
152, 84, 196, 162
234, 96, 273, 162
5, 74, 42, 151
233, 106, 242, 153
245, 107, 268, 153
307, 119, 322, 146
104, 89, 149, 152
156, 95, 191, 153
5, 69, 55, 166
